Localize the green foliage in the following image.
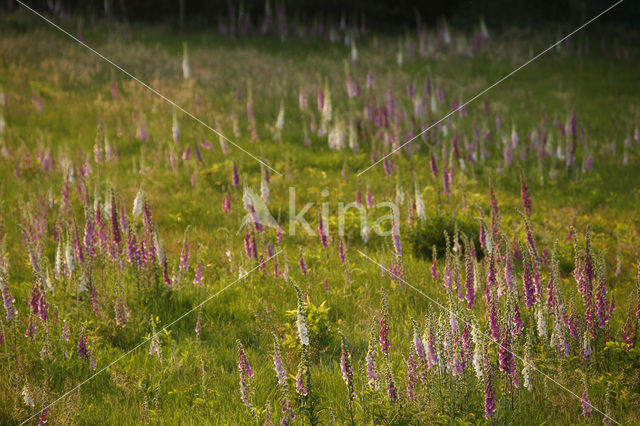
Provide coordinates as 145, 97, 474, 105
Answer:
283, 300, 332, 352
407, 212, 480, 259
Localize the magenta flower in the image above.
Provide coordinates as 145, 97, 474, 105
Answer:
366, 184, 374, 208
512, 302, 523, 336
488, 295, 499, 341
38, 408, 48, 426
298, 251, 307, 275
244, 231, 252, 259
442, 166, 450, 196
484, 372, 497, 419
1, 281, 17, 321
295, 372, 307, 396
232, 163, 240, 190
163, 257, 171, 287
379, 315, 390, 356
412, 320, 426, 365
78, 334, 90, 359
339, 333, 356, 400
429, 151, 438, 179
126, 228, 139, 267
406, 348, 418, 401
318, 212, 328, 248
385, 361, 397, 401
273, 340, 286, 385
222, 191, 231, 213
237, 340, 253, 407
464, 244, 475, 309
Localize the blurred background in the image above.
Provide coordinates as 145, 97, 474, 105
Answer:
2, 0, 640, 32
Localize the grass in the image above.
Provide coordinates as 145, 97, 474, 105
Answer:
1, 11, 640, 425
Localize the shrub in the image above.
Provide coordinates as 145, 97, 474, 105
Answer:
408, 212, 481, 260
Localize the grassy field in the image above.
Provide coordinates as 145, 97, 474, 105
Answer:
1, 11, 640, 425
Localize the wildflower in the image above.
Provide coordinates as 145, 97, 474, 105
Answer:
182, 42, 190, 79
442, 165, 450, 196
484, 369, 497, 419
429, 151, 438, 179
78, 334, 90, 359
464, 238, 475, 309
406, 346, 418, 401
522, 335, 533, 391
132, 187, 144, 217
391, 217, 402, 258
179, 227, 190, 273
1, 279, 17, 321
111, 192, 121, 245
365, 319, 379, 388
272, 335, 294, 424
274, 101, 285, 140
583, 331, 592, 360
298, 251, 307, 275
83, 213, 96, 258
536, 304, 547, 338
172, 109, 179, 143
379, 289, 390, 356
232, 163, 240, 190
222, 190, 231, 213
293, 284, 309, 346
512, 301, 523, 336
195, 311, 202, 337
498, 326, 518, 388
38, 408, 48, 425
522, 253, 536, 308
471, 323, 484, 380
261, 168, 270, 204
488, 294, 499, 341
411, 318, 427, 368
339, 332, 356, 401
237, 340, 255, 410
595, 256, 609, 329
384, 359, 397, 401
415, 186, 426, 221
365, 183, 374, 208
366, 69, 375, 89
321, 81, 332, 128
318, 212, 328, 248
22, 385, 35, 407
162, 256, 171, 287
126, 228, 140, 267
114, 298, 130, 327
193, 261, 203, 286
295, 370, 307, 396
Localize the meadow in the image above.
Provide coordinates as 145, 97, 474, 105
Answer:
1, 8, 640, 425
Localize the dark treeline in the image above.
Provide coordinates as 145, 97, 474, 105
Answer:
3, 0, 639, 32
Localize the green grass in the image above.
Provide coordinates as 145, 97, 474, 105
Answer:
1, 12, 640, 425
